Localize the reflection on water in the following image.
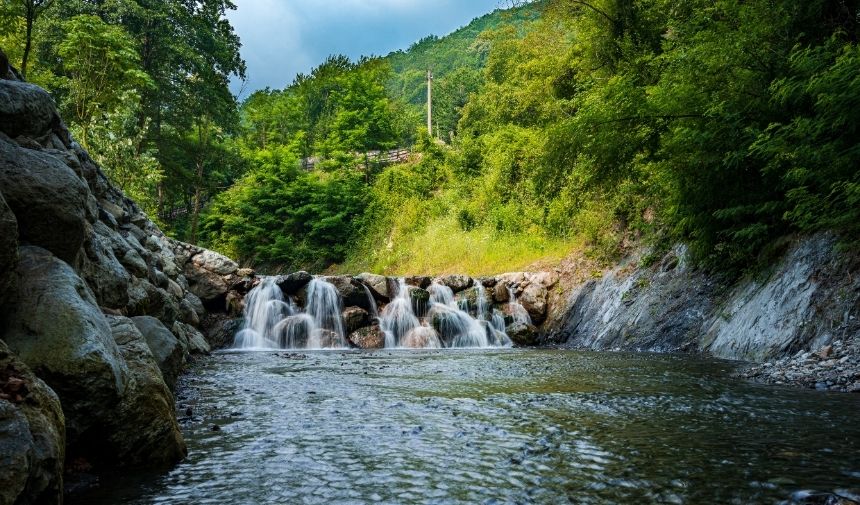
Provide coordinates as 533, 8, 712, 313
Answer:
74, 350, 860, 504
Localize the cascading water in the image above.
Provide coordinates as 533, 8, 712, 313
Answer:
507, 286, 532, 325
379, 279, 422, 348
234, 277, 349, 350
236, 275, 515, 350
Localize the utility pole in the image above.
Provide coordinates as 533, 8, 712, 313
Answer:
426, 69, 433, 136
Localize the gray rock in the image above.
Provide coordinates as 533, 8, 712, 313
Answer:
357, 273, 391, 300
1, 246, 128, 448
191, 249, 238, 276
0, 80, 57, 138
172, 321, 211, 355
323, 276, 371, 310
506, 321, 539, 346
184, 261, 229, 303
343, 306, 370, 334
131, 316, 184, 389
105, 316, 187, 466
518, 283, 548, 325
435, 274, 473, 293
200, 314, 242, 350
347, 325, 385, 349
0, 137, 90, 263
79, 222, 131, 308
0, 341, 65, 505
0, 190, 17, 305
275, 271, 312, 295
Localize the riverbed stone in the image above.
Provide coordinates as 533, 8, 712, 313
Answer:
131, 316, 184, 389
0, 341, 65, 505
105, 316, 187, 466
506, 321, 539, 346
344, 306, 370, 334
347, 325, 385, 349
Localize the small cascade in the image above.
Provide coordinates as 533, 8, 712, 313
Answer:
507, 286, 532, 325
236, 274, 517, 350
234, 277, 349, 350
379, 279, 421, 348
361, 283, 379, 322
305, 279, 348, 348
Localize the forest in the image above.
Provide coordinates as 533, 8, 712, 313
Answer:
3, 0, 859, 275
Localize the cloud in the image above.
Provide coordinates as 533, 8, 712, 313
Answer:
228, 0, 501, 96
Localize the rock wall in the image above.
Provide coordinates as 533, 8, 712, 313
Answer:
549, 234, 860, 369
0, 62, 249, 503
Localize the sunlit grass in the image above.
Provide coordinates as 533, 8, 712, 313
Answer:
335, 216, 580, 276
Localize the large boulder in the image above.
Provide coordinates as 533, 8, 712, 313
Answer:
191, 249, 238, 276
105, 316, 187, 467
0, 341, 65, 505
0, 190, 17, 305
404, 276, 431, 289
0, 80, 57, 138
0, 246, 128, 449
201, 313, 241, 350
79, 221, 131, 309
275, 271, 312, 295
435, 274, 473, 293
518, 283, 548, 325
343, 306, 370, 334
0, 138, 90, 263
356, 273, 391, 300
506, 321, 539, 347
347, 325, 385, 349
322, 276, 370, 310
183, 262, 229, 303
131, 316, 184, 389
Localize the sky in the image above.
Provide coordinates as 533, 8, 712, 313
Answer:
226, 0, 503, 98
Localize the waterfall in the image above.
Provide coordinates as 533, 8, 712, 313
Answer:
361, 283, 379, 322
234, 277, 349, 350
507, 286, 532, 325
236, 274, 516, 350
379, 279, 421, 348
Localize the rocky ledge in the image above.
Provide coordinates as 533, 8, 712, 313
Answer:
0, 53, 250, 503
739, 337, 860, 393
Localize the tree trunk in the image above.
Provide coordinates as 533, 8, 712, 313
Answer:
21, 6, 34, 79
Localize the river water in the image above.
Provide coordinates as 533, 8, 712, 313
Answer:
77, 350, 860, 504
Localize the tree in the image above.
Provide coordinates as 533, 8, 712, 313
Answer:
15, 0, 53, 78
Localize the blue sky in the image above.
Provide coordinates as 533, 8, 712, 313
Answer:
227, 0, 503, 97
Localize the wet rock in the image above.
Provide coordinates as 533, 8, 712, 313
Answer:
435, 274, 473, 293
275, 271, 312, 295
347, 325, 385, 349
200, 313, 242, 350
225, 290, 244, 317
0, 341, 65, 505
0, 80, 57, 138
0, 137, 90, 263
409, 286, 431, 316
493, 282, 510, 303
506, 321, 539, 346
401, 327, 439, 348
344, 306, 370, 333
323, 276, 371, 310
518, 283, 548, 325
405, 276, 432, 289
105, 316, 187, 466
479, 277, 497, 288
357, 273, 392, 300
131, 316, 184, 389
0, 190, 17, 305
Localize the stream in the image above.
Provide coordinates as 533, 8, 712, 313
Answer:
74, 349, 860, 504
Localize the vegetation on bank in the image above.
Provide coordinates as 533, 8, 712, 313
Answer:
3, 0, 858, 275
